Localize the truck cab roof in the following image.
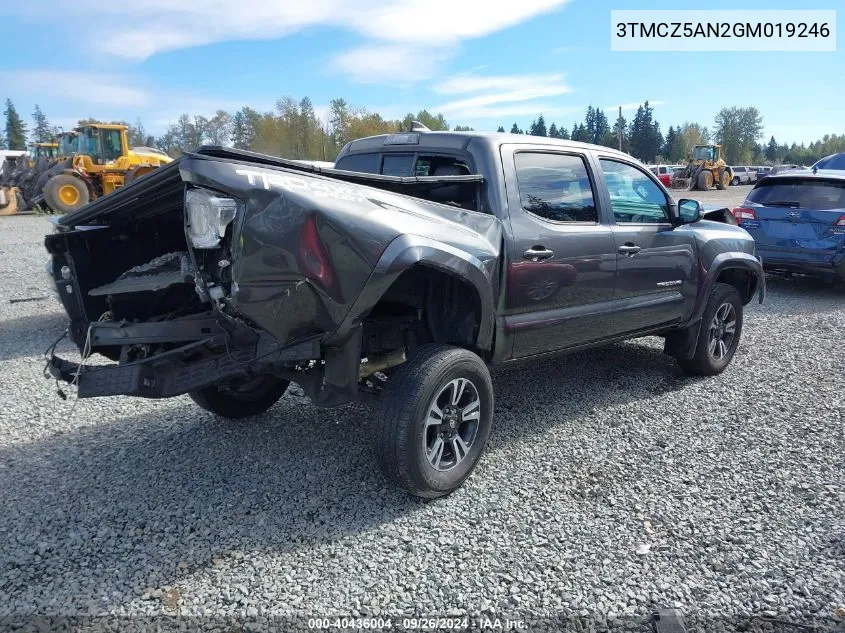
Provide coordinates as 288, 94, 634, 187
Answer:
337, 130, 634, 163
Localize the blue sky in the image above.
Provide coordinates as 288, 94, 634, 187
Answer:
0, 0, 841, 144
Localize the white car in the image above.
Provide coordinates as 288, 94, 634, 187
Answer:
730, 166, 757, 185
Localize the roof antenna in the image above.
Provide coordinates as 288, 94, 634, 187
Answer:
409, 121, 430, 132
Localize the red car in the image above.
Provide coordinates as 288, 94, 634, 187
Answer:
649, 164, 678, 187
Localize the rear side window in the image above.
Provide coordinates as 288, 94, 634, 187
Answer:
335, 152, 380, 174
747, 179, 845, 210
514, 152, 598, 223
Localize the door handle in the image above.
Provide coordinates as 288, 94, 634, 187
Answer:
618, 243, 642, 255
523, 247, 555, 262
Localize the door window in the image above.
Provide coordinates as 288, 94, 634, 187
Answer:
514, 152, 597, 223
600, 159, 670, 224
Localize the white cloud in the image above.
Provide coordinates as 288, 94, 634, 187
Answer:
20, 0, 572, 84
605, 101, 666, 112
0, 70, 152, 108
434, 73, 569, 96
329, 44, 453, 84
432, 73, 572, 119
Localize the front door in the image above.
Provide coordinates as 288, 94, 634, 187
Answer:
501, 147, 618, 357
596, 157, 697, 333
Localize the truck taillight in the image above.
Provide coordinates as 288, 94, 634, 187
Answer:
297, 214, 334, 289
732, 207, 756, 222
835, 215, 845, 226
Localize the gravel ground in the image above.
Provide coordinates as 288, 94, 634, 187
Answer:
1, 214, 843, 632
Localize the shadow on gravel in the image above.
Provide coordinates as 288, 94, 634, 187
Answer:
0, 311, 66, 362
760, 274, 845, 315
0, 340, 697, 612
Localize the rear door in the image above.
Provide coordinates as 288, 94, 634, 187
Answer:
595, 156, 698, 333
738, 177, 845, 268
500, 146, 618, 357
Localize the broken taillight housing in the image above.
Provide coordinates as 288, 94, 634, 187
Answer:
297, 213, 335, 289
732, 207, 757, 222
185, 188, 238, 249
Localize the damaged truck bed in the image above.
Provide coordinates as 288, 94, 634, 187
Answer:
45, 131, 763, 497
46, 145, 501, 407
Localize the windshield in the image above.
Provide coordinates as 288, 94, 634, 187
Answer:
692, 146, 716, 161
60, 134, 78, 156
747, 179, 845, 210
80, 128, 123, 163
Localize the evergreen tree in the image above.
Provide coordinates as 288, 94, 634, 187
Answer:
548, 122, 559, 138
629, 101, 662, 162
593, 108, 610, 145
4, 99, 27, 150
612, 112, 628, 153
231, 110, 248, 149
663, 125, 676, 158
529, 114, 547, 137
0, 127, 5, 149
765, 135, 778, 163
496, 125, 505, 133
510, 123, 523, 134
558, 125, 570, 140
31, 104, 52, 143
572, 123, 590, 143
584, 106, 597, 143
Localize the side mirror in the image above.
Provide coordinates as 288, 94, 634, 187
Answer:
676, 198, 702, 224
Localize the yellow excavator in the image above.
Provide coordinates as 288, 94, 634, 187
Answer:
672, 145, 733, 191
40, 123, 172, 213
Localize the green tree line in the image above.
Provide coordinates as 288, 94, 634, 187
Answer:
2, 97, 843, 168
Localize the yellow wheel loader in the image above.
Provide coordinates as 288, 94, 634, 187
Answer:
37, 123, 172, 214
28, 142, 60, 165
671, 145, 733, 191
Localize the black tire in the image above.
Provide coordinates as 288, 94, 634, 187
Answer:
189, 374, 289, 419
43, 174, 89, 213
731, 176, 741, 186
374, 344, 494, 498
696, 171, 710, 190
677, 282, 743, 376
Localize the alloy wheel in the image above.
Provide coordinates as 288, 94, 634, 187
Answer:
423, 378, 481, 472
708, 302, 737, 360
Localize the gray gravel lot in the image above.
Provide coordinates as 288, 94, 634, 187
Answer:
1, 211, 843, 631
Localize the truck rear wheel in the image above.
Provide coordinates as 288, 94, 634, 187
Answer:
44, 174, 89, 213
677, 282, 743, 376
189, 374, 289, 419
374, 344, 494, 498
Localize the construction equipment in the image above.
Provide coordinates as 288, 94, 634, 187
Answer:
671, 145, 733, 191
28, 142, 60, 165
37, 123, 172, 214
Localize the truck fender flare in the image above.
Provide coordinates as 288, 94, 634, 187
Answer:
689, 252, 765, 325
336, 234, 496, 351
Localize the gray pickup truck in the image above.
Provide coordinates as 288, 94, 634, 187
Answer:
45, 128, 764, 497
